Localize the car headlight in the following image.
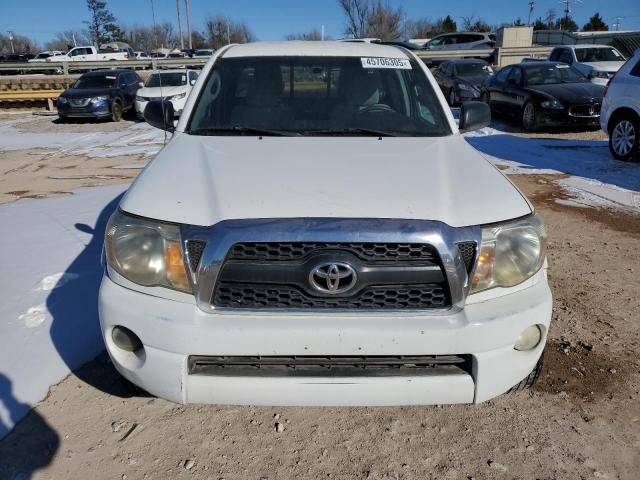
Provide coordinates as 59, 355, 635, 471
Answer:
590, 70, 609, 79
105, 210, 191, 293
470, 214, 547, 294
541, 99, 564, 110
136, 95, 148, 102
90, 95, 109, 103
458, 83, 473, 91
167, 92, 187, 101
57, 96, 68, 104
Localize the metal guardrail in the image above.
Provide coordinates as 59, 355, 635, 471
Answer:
415, 48, 495, 63
0, 57, 210, 74
0, 89, 62, 99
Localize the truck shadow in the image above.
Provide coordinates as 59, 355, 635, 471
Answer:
46, 192, 133, 397
0, 374, 60, 479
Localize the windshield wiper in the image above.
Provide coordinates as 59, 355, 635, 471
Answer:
303, 128, 399, 137
188, 126, 296, 137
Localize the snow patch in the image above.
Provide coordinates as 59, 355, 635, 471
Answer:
18, 304, 49, 328
39, 272, 80, 291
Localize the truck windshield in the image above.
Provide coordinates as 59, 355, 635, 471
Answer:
72, 75, 117, 89
187, 56, 451, 137
146, 72, 187, 87
523, 64, 587, 85
575, 47, 625, 63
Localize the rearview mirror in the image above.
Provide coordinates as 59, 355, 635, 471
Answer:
144, 100, 175, 132
459, 101, 491, 133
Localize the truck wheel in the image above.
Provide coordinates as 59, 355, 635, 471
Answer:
111, 101, 122, 122
609, 114, 639, 161
507, 353, 544, 393
522, 101, 538, 132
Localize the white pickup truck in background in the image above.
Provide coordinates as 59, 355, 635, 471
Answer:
549, 45, 627, 86
47, 45, 131, 63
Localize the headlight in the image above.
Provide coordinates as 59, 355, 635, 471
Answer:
458, 83, 472, 91
90, 95, 109, 103
57, 96, 68, 104
136, 95, 148, 102
470, 214, 547, 294
105, 210, 191, 293
590, 70, 609, 79
541, 99, 564, 110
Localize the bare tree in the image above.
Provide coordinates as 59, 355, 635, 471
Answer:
405, 18, 436, 39
544, 9, 558, 29
85, 0, 121, 45
0, 32, 38, 55
204, 16, 254, 49
44, 30, 91, 51
338, 0, 371, 38
366, 2, 403, 40
285, 29, 324, 41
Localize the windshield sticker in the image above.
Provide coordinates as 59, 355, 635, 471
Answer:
182, 75, 186, 81
556, 64, 570, 68
612, 50, 622, 57
105, 75, 117, 79
361, 57, 411, 69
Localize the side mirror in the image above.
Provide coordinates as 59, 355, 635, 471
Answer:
144, 100, 175, 132
138, 82, 144, 88
190, 79, 196, 86
459, 101, 491, 133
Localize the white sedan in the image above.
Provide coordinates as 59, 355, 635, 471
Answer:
135, 69, 199, 119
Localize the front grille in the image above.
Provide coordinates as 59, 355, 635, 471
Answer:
213, 242, 451, 310
569, 104, 601, 117
228, 242, 439, 264
188, 354, 471, 377
214, 283, 449, 309
69, 98, 90, 107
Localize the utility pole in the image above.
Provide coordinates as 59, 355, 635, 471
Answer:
176, 0, 184, 50
528, 1, 535, 26
7, 31, 15, 54
184, 0, 192, 49
612, 16, 623, 31
559, 0, 581, 31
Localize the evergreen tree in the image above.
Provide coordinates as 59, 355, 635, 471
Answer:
85, 0, 121, 45
582, 13, 608, 32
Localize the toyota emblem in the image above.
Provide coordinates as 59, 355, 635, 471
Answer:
309, 262, 357, 295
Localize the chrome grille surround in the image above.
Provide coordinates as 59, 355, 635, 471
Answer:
182, 218, 481, 314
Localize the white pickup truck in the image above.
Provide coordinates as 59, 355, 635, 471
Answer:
100, 41, 551, 407
549, 45, 627, 86
47, 45, 130, 62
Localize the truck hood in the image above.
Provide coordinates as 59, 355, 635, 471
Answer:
120, 134, 532, 228
138, 85, 188, 98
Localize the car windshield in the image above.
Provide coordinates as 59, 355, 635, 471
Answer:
35, 53, 51, 59
188, 56, 450, 137
523, 64, 587, 85
146, 72, 187, 87
455, 63, 493, 77
575, 47, 624, 63
72, 74, 117, 89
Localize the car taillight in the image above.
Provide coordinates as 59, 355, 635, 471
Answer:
124, 53, 129, 59
604, 72, 616, 96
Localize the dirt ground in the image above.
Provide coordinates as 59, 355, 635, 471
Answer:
0, 171, 638, 480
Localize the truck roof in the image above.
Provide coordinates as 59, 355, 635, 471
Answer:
223, 41, 411, 59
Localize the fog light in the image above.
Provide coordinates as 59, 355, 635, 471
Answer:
514, 325, 542, 351
112, 326, 143, 352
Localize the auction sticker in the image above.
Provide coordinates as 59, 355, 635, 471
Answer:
361, 57, 411, 69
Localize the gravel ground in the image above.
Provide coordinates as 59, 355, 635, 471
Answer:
0, 172, 639, 480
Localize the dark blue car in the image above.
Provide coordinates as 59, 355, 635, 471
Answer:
56, 69, 143, 122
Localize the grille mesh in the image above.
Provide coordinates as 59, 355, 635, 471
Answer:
186, 240, 206, 272
456, 241, 477, 274
214, 283, 448, 309
569, 104, 601, 117
228, 242, 439, 264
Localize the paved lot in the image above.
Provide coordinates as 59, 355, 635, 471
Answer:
0, 114, 639, 480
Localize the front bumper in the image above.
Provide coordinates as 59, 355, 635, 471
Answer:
537, 108, 600, 127
136, 97, 185, 119
57, 100, 111, 118
99, 269, 552, 406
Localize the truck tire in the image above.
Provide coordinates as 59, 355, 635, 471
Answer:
609, 113, 639, 161
111, 101, 122, 122
507, 353, 544, 393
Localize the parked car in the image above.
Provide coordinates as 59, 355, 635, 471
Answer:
134, 51, 151, 60
424, 32, 496, 51
193, 49, 215, 57
549, 45, 626, 86
434, 59, 494, 106
380, 40, 425, 51
601, 48, 640, 161
0, 53, 36, 74
135, 69, 199, 119
100, 41, 551, 407
481, 61, 604, 131
28, 51, 65, 62
150, 52, 168, 59
56, 69, 142, 122
49, 45, 130, 62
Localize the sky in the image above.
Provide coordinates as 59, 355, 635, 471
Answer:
2, 0, 640, 45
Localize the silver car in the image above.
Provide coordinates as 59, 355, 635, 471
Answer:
425, 32, 496, 50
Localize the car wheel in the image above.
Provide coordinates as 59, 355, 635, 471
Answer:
111, 101, 122, 122
609, 115, 639, 161
508, 353, 544, 393
522, 101, 538, 132
448, 88, 457, 107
